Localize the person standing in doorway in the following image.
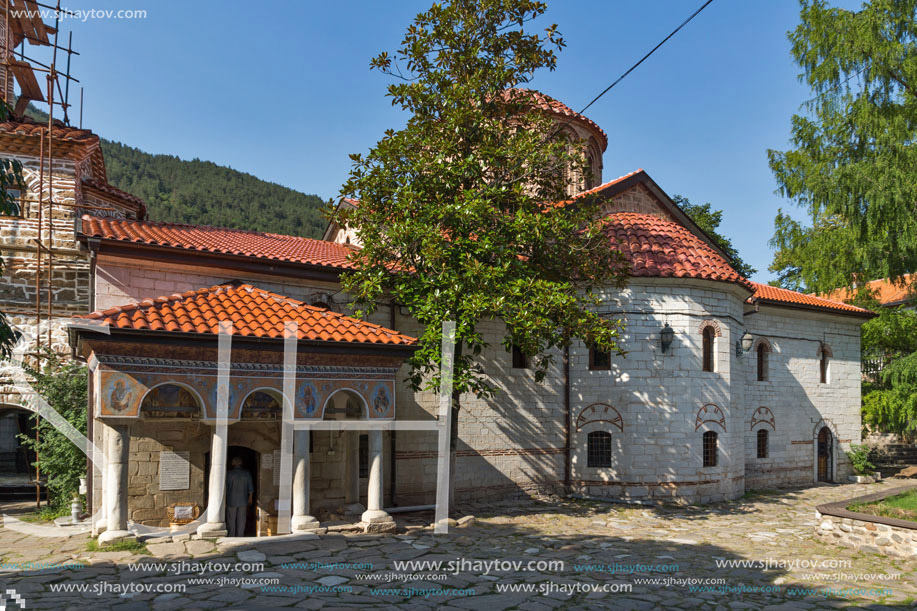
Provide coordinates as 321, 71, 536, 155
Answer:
225, 456, 253, 537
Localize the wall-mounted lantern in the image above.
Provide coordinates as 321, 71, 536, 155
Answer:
660, 323, 674, 354
737, 331, 754, 356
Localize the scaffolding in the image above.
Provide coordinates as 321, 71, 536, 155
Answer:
1, 0, 80, 508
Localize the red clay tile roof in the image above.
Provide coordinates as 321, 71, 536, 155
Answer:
0, 115, 99, 142
748, 282, 872, 316
822, 274, 914, 306
603, 212, 754, 290
80, 215, 359, 270
79, 283, 417, 345
505, 88, 608, 151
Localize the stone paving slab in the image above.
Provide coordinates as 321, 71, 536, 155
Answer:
1, 481, 916, 609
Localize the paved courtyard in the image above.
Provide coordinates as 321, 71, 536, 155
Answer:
0, 480, 914, 610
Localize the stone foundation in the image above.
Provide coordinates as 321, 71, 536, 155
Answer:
815, 486, 917, 558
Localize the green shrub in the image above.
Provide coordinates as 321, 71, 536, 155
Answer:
17, 350, 88, 510
846, 444, 876, 476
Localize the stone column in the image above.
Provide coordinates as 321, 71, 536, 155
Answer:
198, 424, 228, 537
93, 420, 108, 535
98, 423, 135, 545
361, 429, 393, 531
344, 431, 363, 515
291, 429, 319, 530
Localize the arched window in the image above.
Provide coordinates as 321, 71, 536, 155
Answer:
702, 326, 715, 372
757, 429, 769, 459
757, 343, 769, 381
587, 431, 612, 467
819, 346, 830, 384
702, 431, 718, 467
141, 384, 201, 419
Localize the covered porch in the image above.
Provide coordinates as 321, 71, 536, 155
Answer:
69, 283, 417, 543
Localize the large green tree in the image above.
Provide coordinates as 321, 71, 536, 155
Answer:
672, 195, 757, 278
335, 0, 629, 499
860, 303, 917, 436
768, 0, 917, 293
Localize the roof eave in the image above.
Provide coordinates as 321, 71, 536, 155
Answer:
748, 298, 875, 319
71, 325, 419, 356
80, 235, 349, 283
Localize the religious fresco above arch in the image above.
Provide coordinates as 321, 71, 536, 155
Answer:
95, 359, 398, 421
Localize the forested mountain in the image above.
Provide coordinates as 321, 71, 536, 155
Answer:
100, 141, 329, 237
23, 103, 329, 237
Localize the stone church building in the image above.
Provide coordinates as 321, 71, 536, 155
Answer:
0, 90, 871, 540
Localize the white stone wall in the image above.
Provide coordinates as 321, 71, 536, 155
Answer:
93, 257, 865, 505
743, 305, 863, 489
567, 278, 748, 503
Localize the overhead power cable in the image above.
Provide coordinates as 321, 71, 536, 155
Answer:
576, 0, 716, 117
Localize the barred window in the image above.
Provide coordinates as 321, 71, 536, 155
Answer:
587, 431, 612, 468
702, 431, 718, 467
757, 429, 769, 459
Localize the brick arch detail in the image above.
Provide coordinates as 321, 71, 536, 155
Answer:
695, 403, 726, 432
697, 319, 722, 337
750, 406, 775, 430
575, 403, 623, 432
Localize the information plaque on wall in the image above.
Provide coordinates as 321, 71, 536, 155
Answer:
159, 450, 191, 491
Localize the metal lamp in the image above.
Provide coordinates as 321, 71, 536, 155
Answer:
660, 323, 674, 354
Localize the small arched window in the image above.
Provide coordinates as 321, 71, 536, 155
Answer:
819, 347, 830, 384
756, 429, 769, 459
757, 343, 769, 381
587, 431, 612, 468
702, 326, 715, 372
702, 431, 718, 467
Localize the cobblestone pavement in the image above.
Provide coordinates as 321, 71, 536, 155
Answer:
1, 481, 915, 610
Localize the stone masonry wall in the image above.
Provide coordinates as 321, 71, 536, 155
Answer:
815, 509, 917, 558
567, 278, 747, 504
94, 256, 865, 506
744, 306, 863, 489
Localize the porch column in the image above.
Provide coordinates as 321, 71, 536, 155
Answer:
344, 431, 363, 514
361, 429, 393, 529
93, 420, 108, 535
98, 423, 135, 545
198, 424, 228, 537
291, 429, 319, 530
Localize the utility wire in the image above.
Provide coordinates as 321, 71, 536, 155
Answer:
577, 0, 715, 117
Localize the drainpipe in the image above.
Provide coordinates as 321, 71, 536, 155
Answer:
563, 345, 571, 495
389, 300, 397, 507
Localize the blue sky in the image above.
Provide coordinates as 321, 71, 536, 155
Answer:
44, 0, 860, 283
